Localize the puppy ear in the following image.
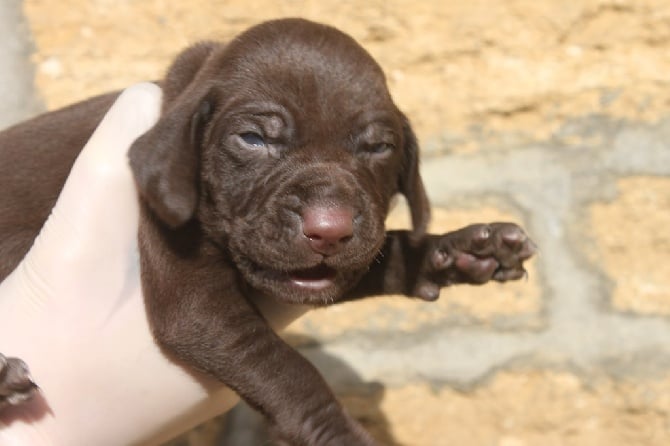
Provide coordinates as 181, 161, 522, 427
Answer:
399, 116, 431, 241
162, 41, 220, 103
128, 42, 221, 228
128, 86, 215, 228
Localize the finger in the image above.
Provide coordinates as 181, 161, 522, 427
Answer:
23, 83, 162, 298
55, 82, 162, 227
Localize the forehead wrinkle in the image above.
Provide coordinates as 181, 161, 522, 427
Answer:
216, 20, 391, 102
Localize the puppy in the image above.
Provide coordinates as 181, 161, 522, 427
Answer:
0, 18, 535, 445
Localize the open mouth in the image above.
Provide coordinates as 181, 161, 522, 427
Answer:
288, 264, 337, 290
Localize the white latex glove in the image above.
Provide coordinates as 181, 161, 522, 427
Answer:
0, 83, 306, 445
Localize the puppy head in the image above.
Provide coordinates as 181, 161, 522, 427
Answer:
129, 18, 430, 304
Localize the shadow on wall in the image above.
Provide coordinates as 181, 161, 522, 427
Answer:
217, 335, 398, 445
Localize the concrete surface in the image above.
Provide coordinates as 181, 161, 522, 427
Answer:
2, 1, 670, 445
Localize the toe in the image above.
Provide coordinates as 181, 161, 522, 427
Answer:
415, 281, 441, 301
500, 225, 527, 251
491, 223, 538, 265
455, 252, 499, 283
470, 225, 492, 250
431, 249, 453, 270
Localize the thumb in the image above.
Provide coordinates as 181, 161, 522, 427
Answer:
20, 83, 162, 301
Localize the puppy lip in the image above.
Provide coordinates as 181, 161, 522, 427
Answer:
288, 264, 337, 290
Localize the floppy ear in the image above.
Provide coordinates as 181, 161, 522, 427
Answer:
128, 85, 215, 228
128, 42, 221, 228
162, 41, 220, 103
399, 116, 431, 241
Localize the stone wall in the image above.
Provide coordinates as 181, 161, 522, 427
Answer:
17, 1, 670, 444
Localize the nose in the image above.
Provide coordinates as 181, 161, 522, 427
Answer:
302, 206, 354, 256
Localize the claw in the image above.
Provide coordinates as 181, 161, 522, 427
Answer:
519, 238, 538, 260
492, 266, 527, 282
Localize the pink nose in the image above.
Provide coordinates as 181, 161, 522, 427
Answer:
302, 206, 354, 256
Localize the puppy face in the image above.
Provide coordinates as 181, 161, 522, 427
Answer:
130, 19, 429, 305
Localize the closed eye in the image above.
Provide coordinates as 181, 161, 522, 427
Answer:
365, 142, 394, 157
239, 132, 266, 148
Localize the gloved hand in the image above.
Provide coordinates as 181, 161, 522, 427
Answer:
0, 83, 255, 445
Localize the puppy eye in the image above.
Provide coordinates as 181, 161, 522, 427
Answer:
240, 132, 266, 148
366, 142, 394, 156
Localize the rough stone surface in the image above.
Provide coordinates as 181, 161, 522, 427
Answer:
1, 0, 669, 444
23, 0, 670, 152
348, 371, 670, 446
590, 176, 670, 316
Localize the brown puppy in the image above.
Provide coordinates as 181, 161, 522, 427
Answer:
0, 19, 535, 445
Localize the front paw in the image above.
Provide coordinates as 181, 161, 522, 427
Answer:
414, 223, 537, 300
0, 353, 38, 410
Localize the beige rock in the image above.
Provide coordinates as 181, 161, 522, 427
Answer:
590, 176, 670, 315
24, 0, 670, 152
338, 371, 670, 446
